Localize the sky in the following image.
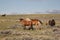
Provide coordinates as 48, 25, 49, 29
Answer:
0, 0, 60, 14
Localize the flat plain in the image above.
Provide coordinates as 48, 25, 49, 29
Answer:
0, 14, 60, 40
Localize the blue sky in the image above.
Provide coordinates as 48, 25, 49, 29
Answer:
0, 0, 60, 14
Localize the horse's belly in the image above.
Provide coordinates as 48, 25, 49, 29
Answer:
24, 23, 31, 26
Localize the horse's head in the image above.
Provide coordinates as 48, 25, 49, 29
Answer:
19, 18, 24, 21
52, 19, 55, 22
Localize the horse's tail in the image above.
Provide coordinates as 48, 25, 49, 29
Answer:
39, 20, 43, 25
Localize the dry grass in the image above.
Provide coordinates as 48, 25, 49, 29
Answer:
0, 14, 60, 40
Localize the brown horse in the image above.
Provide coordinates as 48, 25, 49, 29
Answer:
19, 18, 43, 30
49, 19, 55, 26
46, 19, 55, 26
19, 18, 33, 30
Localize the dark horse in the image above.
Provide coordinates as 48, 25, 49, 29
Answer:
19, 18, 43, 30
1, 14, 6, 17
47, 19, 55, 26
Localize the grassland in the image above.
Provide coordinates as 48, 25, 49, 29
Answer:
0, 14, 60, 40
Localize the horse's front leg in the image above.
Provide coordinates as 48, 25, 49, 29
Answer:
28, 24, 34, 30
23, 25, 26, 30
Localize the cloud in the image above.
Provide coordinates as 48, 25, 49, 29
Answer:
46, 9, 60, 14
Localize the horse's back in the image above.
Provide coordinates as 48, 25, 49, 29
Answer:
25, 18, 31, 21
